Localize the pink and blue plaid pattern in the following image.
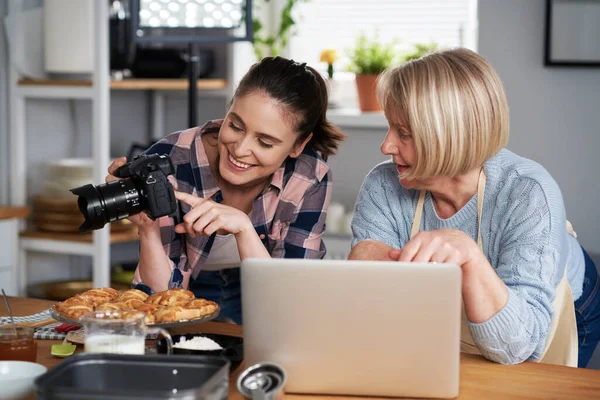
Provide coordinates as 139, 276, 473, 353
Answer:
133, 119, 332, 292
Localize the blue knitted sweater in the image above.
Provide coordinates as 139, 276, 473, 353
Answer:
351, 149, 585, 364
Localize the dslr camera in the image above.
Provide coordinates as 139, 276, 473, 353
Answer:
70, 154, 177, 232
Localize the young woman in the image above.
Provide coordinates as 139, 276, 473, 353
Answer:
106, 57, 346, 324
349, 48, 600, 367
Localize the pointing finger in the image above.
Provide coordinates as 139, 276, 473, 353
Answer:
174, 191, 204, 207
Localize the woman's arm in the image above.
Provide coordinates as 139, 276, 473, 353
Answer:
136, 224, 175, 292
467, 178, 564, 364
270, 169, 332, 259
350, 164, 405, 252
173, 191, 271, 260
235, 227, 271, 259
125, 131, 194, 294
392, 229, 509, 323
348, 239, 396, 261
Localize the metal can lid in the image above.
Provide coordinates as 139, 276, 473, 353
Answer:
237, 362, 287, 399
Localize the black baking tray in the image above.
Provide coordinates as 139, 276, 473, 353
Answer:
35, 353, 230, 400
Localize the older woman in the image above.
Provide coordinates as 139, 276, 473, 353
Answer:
349, 48, 599, 367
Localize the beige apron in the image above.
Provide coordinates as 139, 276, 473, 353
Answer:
410, 169, 578, 367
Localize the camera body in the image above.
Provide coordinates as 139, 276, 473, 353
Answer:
70, 153, 178, 232
113, 153, 177, 220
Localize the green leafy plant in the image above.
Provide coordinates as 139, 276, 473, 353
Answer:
346, 32, 398, 75
402, 42, 439, 62
252, 0, 310, 61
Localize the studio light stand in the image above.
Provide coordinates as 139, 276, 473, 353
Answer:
130, 0, 253, 128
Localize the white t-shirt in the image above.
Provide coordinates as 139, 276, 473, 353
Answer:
202, 234, 241, 271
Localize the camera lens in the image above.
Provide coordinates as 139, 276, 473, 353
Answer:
70, 179, 143, 232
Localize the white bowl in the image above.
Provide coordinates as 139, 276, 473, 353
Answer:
0, 361, 47, 400
47, 158, 95, 179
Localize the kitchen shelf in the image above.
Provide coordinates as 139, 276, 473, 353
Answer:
18, 78, 228, 91
19, 229, 139, 256
20, 229, 138, 243
327, 108, 387, 129
0, 206, 30, 220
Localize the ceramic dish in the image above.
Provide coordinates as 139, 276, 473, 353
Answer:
0, 361, 47, 399
156, 333, 244, 372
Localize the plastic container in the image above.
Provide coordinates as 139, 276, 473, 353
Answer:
35, 353, 230, 400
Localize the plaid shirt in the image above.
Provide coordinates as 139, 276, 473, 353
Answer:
133, 119, 332, 291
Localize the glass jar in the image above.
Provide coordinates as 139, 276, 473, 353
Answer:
80, 310, 172, 355
0, 326, 37, 362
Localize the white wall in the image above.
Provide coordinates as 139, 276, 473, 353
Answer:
477, 0, 600, 370
478, 0, 600, 257
0, 1, 9, 204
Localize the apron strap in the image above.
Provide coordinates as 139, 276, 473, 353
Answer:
410, 191, 426, 239
476, 170, 486, 251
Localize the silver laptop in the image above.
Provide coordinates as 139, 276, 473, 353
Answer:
241, 258, 461, 399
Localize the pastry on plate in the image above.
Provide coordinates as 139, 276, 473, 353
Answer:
116, 289, 148, 302
77, 287, 120, 306
56, 296, 94, 320
95, 302, 127, 311
145, 288, 195, 307
153, 306, 202, 324
186, 298, 218, 316
118, 297, 145, 309
135, 303, 161, 324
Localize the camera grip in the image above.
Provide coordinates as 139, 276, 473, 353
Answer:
144, 171, 177, 220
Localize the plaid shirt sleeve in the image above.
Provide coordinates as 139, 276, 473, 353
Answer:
269, 156, 332, 260
131, 129, 197, 294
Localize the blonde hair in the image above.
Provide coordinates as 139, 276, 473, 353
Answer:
377, 47, 509, 180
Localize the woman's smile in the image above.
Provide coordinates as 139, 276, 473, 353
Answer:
227, 151, 255, 171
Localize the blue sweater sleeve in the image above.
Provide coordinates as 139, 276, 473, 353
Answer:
468, 177, 566, 364
351, 164, 404, 249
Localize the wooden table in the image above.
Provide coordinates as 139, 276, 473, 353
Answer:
3, 297, 600, 399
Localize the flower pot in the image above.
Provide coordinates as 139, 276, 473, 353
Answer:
326, 79, 343, 109
355, 74, 382, 112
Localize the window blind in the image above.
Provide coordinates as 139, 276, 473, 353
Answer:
288, 0, 477, 73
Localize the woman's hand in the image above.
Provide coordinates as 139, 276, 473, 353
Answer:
105, 157, 158, 231
390, 229, 508, 323
388, 229, 483, 273
174, 191, 253, 238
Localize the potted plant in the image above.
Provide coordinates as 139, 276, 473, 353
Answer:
252, 0, 309, 60
320, 49, 342, 108
346, 32, 397, 112
403, 42, 439, 62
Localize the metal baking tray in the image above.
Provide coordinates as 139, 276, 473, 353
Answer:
49, 303, 220, 329
35, 353, 230, 400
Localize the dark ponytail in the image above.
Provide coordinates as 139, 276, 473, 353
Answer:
233, 57, 346, 161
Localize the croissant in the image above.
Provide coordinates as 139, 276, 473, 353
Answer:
135, 303, 161, 324
95, 302, 127, 311
145, 288, 195, 306
119, 298, 145, 309
153, 306, 202, 323
186, 298, 218, 317
56, 296, 94, 320
77, 288, 120, 306
116, 289, 148, 302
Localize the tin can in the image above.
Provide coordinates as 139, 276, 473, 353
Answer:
237, 362, 287, 400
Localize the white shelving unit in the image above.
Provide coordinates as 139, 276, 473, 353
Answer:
7, 3, 234, 296
8, 1, 111, 294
